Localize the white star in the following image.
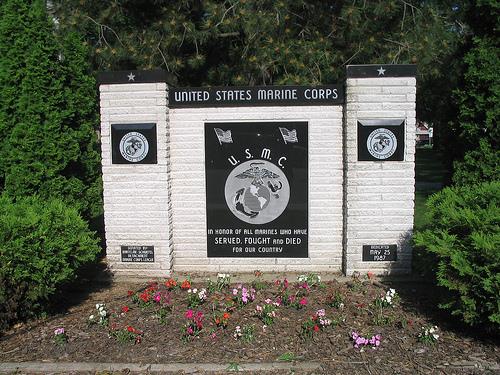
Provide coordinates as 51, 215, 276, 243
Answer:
127, 72, 135, 81
377, 66, 386, 76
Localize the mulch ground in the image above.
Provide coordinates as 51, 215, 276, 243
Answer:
0, 272, 498, 375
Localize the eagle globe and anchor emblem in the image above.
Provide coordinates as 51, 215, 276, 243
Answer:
119, 132, 149, 162
224, 160, 290, 225
366, 128, 398, 160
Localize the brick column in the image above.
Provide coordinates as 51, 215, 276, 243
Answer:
343, 65, 416, 275
98, 70, 172, 277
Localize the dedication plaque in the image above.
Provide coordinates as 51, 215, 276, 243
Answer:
362, 245, 397, 261
205, 122, 308, 257
357, 119, 405, 161
111, 123, 157, 164
121, 245, 155, 262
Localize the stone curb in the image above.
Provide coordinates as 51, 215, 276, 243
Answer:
0, 361, 323, 373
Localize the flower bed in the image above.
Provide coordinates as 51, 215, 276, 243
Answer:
0, 272, 498, 373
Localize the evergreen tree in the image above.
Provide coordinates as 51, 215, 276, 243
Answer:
449, 0, 499, 185
0, 0, 102, 219
50, 0, 459, 87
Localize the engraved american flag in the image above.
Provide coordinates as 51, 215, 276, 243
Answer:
214, 128, 233, 145
278, 127, 298, 144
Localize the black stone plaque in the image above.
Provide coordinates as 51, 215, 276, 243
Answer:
205, 122, 308, 257
362, 245, 397, 261
121, 245, 155, 262
97, 69, 176, 85
171, 85, 343, 108
111, 123, 157, 164
358, 119, 405, 161
347, 64, 417, 78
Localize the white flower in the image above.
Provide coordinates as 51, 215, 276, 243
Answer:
99, 310, 107, 317
192, 288, 198, 293
298, 275, 307, 282
339, 303, 345, 309
89, 314, 95, 320
317, 276, 321, 282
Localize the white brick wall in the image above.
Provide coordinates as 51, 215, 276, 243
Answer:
100, 83, 172, 277
344, 77, 416, 275
169, 106, 344, 273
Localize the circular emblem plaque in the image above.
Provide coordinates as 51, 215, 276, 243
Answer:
366, 128, 398, 160
119, 132, 149, 162
224, 159, 290, 224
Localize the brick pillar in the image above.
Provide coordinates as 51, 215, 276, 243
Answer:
98, 70, 172, 277
343, 65, 417, 275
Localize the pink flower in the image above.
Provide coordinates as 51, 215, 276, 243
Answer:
154, 293, 161, 302
186, 326, 194, 335
232, 288, 238, 295
54, 328, 65, 335
316, 309, 326, 317
299, 297, 308, 306
256, 305, 263, 312
264, 298, 272, 304
185, 309, 194, 319
283, 279, 289, 289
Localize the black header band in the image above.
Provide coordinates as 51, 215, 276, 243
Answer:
170, 85, 344, 108
97, 70, 175, 85
347, 64, 417, 78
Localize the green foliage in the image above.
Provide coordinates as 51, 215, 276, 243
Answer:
453, 140, 500, 186
0, 195, 100, 329
52, 1, 459, 86
453, 37, 499, 149
414, 182, 500, 326
0, 0, 102, 220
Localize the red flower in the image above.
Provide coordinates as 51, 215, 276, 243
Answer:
181, 280, 191, 290
139, 292, 150, 302
223, 312, 230, 320
283, 279, 289, 289
127, 290, 134, 297
313, 325, 320, 332
165, 279, 177, 289
299, 297, 308, 306
367, 271, 375, 280
122, 306, 129, 313
127, 326, 135, 333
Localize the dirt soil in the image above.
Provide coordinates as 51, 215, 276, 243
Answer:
0, 273, 498, 374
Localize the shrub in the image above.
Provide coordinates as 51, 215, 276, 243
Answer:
0, 195, 100, 330
0, 0, 102, 220
413, 181, 500, 326
453, 139, 500, 186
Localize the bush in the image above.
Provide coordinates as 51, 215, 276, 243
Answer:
413, 181, 500, 326
453, 139, 500, 186
0, 195, 100, 330
0, 0, 102, 220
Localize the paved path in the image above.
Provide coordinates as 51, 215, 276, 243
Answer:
0, 361, 322, 374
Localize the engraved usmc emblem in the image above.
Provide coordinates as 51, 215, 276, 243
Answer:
366, 128, 398, 160
119, 132, 149, 162
224, 160, 290, 224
